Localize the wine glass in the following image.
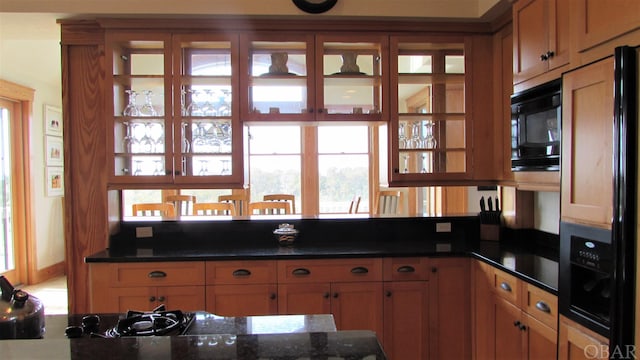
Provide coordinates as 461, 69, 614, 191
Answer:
403, 154, 409, 173
152, 160, 164, 176
187, 90, 203, 116
411, 121, 423, 148
198, 159, 209, 176
181, 122, 190, 153
399, 123, 407, 149
423, 121, 437, 149
122, 122, 133, 153
202, 89, 217, 116
139, 90, 157, 116
122, 90, 140, 116
133, 160, 143, 176
220, 159, 230, 175
139, 122, 155, 153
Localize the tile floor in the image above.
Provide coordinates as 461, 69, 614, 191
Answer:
20, 276, 68, 314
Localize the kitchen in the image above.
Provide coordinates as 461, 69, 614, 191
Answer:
0, 0, 637, 358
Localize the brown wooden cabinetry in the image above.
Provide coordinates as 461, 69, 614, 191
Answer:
574, 0, 640, 52
88, 262, 206, 313
382, 257, 430, 360
561, 57, 614, 229
205, 260, 278, 316
277, 258, 384, 341
558, 315, 609, 360
429, 257, 471, 360
106, 31, 243, 187
240, 33, 387, 123
472, 260, 558, 360
512, 0, 570, 86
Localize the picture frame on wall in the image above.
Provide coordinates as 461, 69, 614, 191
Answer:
45, 135, 63, 167
45, 167, 64, 197
44, 104, 62, 137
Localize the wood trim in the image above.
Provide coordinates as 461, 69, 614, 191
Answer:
0, 80, 35, 286
30, 261, 66, 284
301, 126, 319, 214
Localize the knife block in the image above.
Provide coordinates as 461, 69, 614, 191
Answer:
480, 224, 500, 241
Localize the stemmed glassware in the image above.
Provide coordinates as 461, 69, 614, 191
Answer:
122, 122, 133, 153
139, 122, 155, 153
123, 90, 140, 116
202, 89, 217, 116
423, 121, 437, 149
186, 90, 203, 116
139, 90, 158, 116
399, 123, 407, 149
411, 121, 423, 148
403, 154, 409, 173
181, 122, 190, 153
220, 159, 230, 175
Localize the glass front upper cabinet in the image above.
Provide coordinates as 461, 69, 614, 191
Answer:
107, 33, 171, 184
240, 34, 315, 121
106, 32, 243, 186
316, 35, 387, 122
240, 34, 387, 122
173, 34, 243, 185
389, 37, 469, 184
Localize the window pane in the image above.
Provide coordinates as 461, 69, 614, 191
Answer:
249, 154, 301, 211
249, 126, 300, 154
123, 190, 162, 216
0, 107, 14, 272
181, 189, 231, 204
318, 154, 369, 214
318, 126, 368, 153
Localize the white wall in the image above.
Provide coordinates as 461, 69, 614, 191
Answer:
534, 191, 560, 235
0, 14, 65, 271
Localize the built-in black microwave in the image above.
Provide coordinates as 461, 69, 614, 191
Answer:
510, 79, 561, 171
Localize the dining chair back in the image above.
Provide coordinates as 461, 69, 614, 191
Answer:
248, 201, 291, 215
375, 190, 402, 215
348, 196, 361, 214
263, 194, 296, 214
132, 203, 176, 217
193, 202, 237, 216
218, 193, 249, 216
164, 194, 196, 216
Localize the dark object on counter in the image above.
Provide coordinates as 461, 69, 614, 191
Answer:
479, 196, 502, 241
273, 223, 299, 246
0, 275, 45, 339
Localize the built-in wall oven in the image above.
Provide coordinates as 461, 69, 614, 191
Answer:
559, 221, 612, 337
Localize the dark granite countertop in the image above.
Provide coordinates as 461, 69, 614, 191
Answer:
88, 216, 559, 292
1, 314, 385, 359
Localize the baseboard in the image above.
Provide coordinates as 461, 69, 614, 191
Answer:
30, 261, 66, 285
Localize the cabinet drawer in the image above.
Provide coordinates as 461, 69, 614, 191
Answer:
525, 283, 558, 330
98, 262, 205, 287
278, 258, 382, 283
383, 257, 430, 281
492, 268, 521, 306
206, 260, 277, 285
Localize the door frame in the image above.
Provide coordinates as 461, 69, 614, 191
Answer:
0, 79, 35, 285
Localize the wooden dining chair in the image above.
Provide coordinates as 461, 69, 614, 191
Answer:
263, 194, 296, 214
248, 201, 291, 215
164, 194, 196, 216
132, 203, 176, 217
348, 195, 361, 214
193, 202, 237, 216
374, 190, 402, 215
218, 193, 249, 216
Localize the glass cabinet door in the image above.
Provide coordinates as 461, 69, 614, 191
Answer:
174, 34, 243, 185
107, 33, 172, 183
240, 34, 314, 121
316, 35, 387, 122
389, 37, 469, 184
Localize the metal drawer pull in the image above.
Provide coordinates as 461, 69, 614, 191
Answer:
500, 282, 512, 292
148, 271, 167, 278
397, 266, 415, 273
232, 269, 252, 277
535, 301, 551, 313
351, 266, 369, 274
292, 268, 311, 276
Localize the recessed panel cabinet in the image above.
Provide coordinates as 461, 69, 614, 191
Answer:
561, 57, 614, 228
512, 0, 570, 85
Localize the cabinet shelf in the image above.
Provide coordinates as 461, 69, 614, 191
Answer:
397, 73, 464, 85
180, 76, 233, 87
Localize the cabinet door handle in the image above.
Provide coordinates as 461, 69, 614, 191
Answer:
535, 301, 551, 313
292, 268, 311, 276
148, 271, 167, 278
431, 267, 438, 273
540, 53, 549, 61
513, 320, 521, 327
158, 296, 165, 302
232, 269, 252, 277
500, 282, 512, 292
386, 291, 392, 297
270, 293, 276, 300
351, 266, 369, 274
519, 324, 527, 331
323, 292, 330, 299
149, 296, 156, 302
546, 50, 555, 59
333, 292, 339, 299
396, 265, 415, 273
